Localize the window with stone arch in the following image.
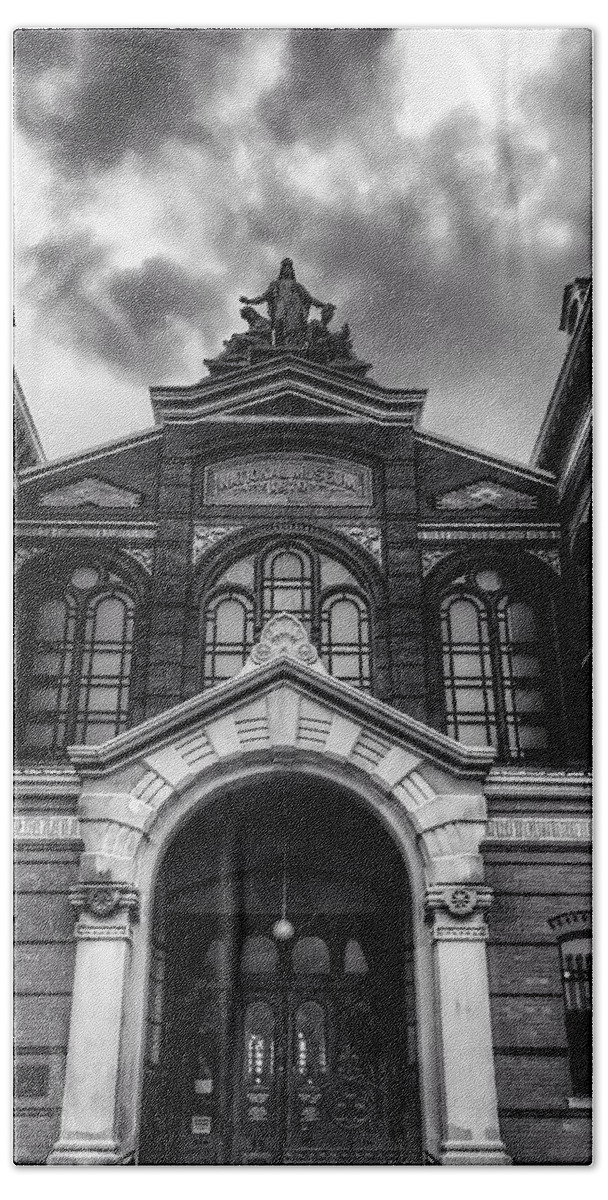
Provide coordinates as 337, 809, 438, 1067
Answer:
200, 540, 372, 690
19, 561, 136, 758
439, 566, 553, 761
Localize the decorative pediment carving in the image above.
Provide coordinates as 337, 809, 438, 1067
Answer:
242, 614, 327, 674
436, 480, 537, 511
40, 478, 142, 509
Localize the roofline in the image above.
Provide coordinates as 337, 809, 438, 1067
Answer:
16, 426, 162, 483
415, 429, 556, 486
67, 656, 495, 779
14, 371, 46, 462
532, 284, 592, 467
150, 353, 428, 405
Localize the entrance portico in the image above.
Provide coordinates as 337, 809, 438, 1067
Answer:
48, 616, 511, 1165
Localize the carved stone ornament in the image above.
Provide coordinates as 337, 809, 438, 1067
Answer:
242, 613, 327, 674
204, 259, 372, 378
425, 884, 493, 920
40, 478, 142, 509
15, 545, 43, 573
69, 881, 140, 921
436, 480, 537, 511
192, 524, 243, 566
421, 548, 453, 578
336, 525, 382, 567
122, 546, 155, 575
525, 547, 562, 576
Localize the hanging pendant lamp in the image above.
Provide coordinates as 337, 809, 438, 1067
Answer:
272, 839, 294, 941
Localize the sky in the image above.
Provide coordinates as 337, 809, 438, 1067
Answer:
13, 27, 592, 465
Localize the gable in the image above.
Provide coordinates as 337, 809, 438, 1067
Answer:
40, 477, 142, 509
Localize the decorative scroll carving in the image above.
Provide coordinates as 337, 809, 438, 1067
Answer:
192, 524, 243, 566
205, 259, 371, 377
40, 478, 142, 509
525, 547, 562, 575
242, 613, 327, 674
204, 455, 373, 507
421, 549, 453, 577
436, 480, 537, 511
69, 881, 140, 922
336, 525, 382, 567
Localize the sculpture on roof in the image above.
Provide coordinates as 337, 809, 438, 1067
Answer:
204, 259, 372, 378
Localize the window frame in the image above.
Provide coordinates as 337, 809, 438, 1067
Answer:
17, 556, 140, 760
198, 538, 374, 692
434, 562, 561, 763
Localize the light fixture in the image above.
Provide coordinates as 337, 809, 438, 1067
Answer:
272, 839, 294, 941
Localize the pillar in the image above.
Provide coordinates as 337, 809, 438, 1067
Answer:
425, 884, 511, 1165
48, 882, 139, 1165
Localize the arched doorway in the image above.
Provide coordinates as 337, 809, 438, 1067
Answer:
138, 771, 421, 1165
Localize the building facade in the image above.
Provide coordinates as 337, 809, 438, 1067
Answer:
14, 268, 591, 1166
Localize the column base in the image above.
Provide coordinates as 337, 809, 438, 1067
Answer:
440, 1140, 512, 1165
47, 1137, 130, 1165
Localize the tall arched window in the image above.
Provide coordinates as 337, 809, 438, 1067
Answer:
439, 567, 553, 761
20, 563, 136, 757
200, 542, 372, 691
440, 595, 496, 748
202, 591, 253, 688
321, 592, 370, 690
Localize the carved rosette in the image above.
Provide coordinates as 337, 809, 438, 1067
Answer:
69, 881, 140, 938
425, 884, 493, 940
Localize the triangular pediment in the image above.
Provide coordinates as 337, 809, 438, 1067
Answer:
68, 651, 494, 787
151, 358, 426, 427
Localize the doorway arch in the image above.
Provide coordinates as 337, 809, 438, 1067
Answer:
138, 770, 422, 1164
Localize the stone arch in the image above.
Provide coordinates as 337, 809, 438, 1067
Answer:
50, 645, 509, 1166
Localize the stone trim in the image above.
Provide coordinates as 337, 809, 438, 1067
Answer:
16, 520, 158, 541
425, 884, 493, 918
525, 547, 561, 576
417, 523, 561, 543
548, 910, 591, 934
14, 814, 81, 842
484, 816, 592, 843
69, 882, 140, 924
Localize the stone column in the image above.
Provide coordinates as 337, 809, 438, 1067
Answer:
425, 884, 511, 1165
48, 882, 139, 1165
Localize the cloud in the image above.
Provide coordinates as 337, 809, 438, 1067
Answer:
25, 231, 224, 382
14, 28, 592, 462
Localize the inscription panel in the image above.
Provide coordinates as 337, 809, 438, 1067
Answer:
204, 455, 373, 507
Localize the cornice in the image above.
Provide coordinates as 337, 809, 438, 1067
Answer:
484, 767, 592, 802
16, 520, 158, 542
417, 522, 561, 543
532, 286, 592, 469
14, 767, 82, 800
150, 357, 427, 427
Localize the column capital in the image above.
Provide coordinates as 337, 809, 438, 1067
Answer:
69, 881, 140, 939
425, 883, 493, 920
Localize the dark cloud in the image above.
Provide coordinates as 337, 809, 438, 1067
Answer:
15, 29, 592, 461
26, 232, 225, 381
256, 29, 395, 145
14, 28, 247, 176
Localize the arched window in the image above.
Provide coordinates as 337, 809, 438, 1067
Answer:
549, 913, 592, 1099
262, 548, 312, 627
440, 595, 496, 748
20, 563, 136, 757
439, 568, 552, 761
202, 591, 253, 688
200, 542, 373, 691
292, 936, 330, 974
75, 592, 134, 744
321, 592, 370, 690
498, 599, 548, 757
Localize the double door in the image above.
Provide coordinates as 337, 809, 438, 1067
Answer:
235, 982, 386, 1164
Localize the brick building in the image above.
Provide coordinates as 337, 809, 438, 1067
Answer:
14, 268, 591, 1166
